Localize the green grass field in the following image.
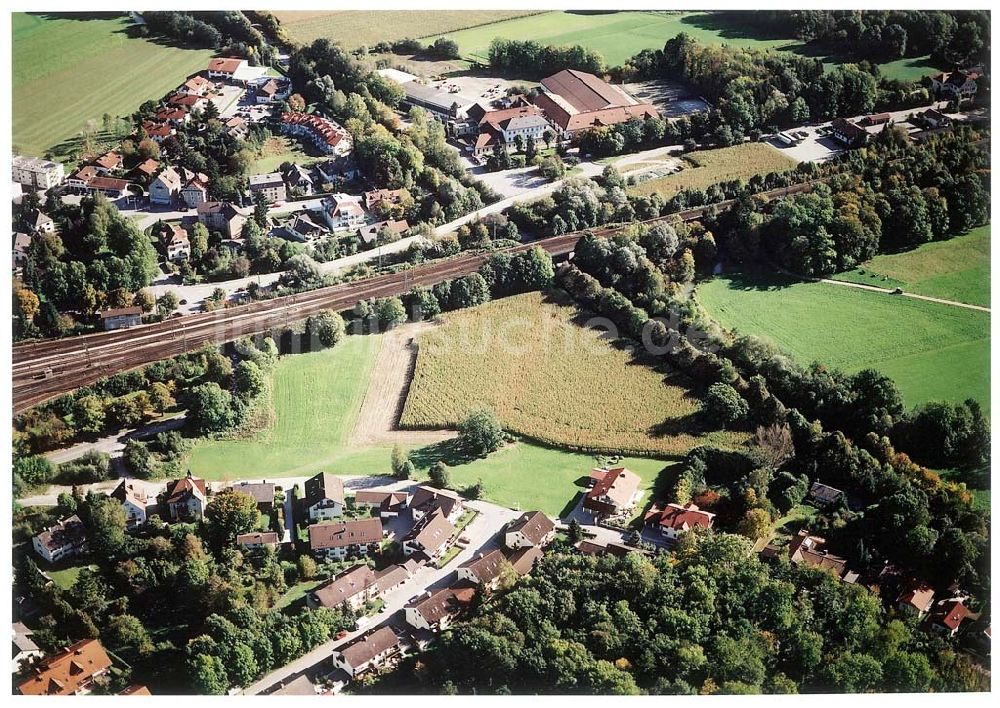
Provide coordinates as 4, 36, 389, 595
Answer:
273, 10, 538, 48
188, 335, 389, 479
48, 563, 96, 590
427, 11, 939, 81
417, 441, 668, 518
698, 274, 990, 411
834, 225, 991, 308
13, 13, 214, 160
628, 143, 798, 199
402, 291, 744, 456
252, 135, 324, 175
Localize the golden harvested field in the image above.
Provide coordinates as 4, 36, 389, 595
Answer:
627, 143, 798, 198
401, 291, 746, 456
273, 11, 539, 48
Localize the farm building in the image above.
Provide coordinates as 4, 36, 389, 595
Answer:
532, 69, 659, 140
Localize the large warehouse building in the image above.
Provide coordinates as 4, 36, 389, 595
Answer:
532, 69, 660, 140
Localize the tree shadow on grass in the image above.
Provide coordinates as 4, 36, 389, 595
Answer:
706, 270, 803, 293
408, 437, 480, 469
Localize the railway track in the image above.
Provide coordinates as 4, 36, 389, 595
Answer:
12, 179, 819, 414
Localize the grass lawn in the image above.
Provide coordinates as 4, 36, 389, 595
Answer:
435, 546, 463, 569
188, 335, 391, 479
833, 225, 991, 308
430, 11, 940, 81
697, 273, 990, 411
413, 440, 669, 518
48, 563, 97, 591
774, 503, 819, 539
273, 10, 538, 48
627, 143, 798, 199
274, 580, 321, 610
12, 13, 214, 160
252, 135, 325, 175
402, 291, 745, 456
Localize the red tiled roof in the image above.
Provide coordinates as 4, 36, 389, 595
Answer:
165, 475, 207, 504
584, 467, 640, 511
938, 600, 971, 631
649, 503, 715, 531
208, 57, 245, 74
280, 112, 348, 149
88, 176, 130, 191
134, 158, 159, 176
312, 564, 377, 607
94, 151, 122, 170
18, 639, 112, 696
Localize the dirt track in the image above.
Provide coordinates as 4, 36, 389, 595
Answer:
350, 321, 456, 447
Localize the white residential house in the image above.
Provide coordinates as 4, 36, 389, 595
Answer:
32, 516, 88, 564
163, 473, 208, 521
13, 155, 65, 190
456, 549, 508, 591
13, 623, 44, 674
163, 224, 191, 261
307, 564, 379, 612
320, 193, 366, 231
309, 518, 383, 561
302, 472, 345, 521
181, 179, 209, 209
505, 510, 556, 549
403, 585, 475, 633
331, 626, 406, 678
401, 509, 455, 560
149, 166, 182, 205
109, 480, 156, 529
408, 486, 464, 523
248, 173, 287, 203
207, 57, 249, 81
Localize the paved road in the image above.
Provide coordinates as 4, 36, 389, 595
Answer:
814, 276, 990, 313
241, 489, 520, 695
43, 415, 187, 466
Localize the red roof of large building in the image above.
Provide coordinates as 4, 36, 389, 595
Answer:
208, 57, 246, 74
534, 69, 659, 133
281, 112, 348, 149
18, 639, 112, 696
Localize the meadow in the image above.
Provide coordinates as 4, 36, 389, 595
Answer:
833, 225, 991, 308
627, 143, 798, 199
12, 13, 214, 160
415, 441, 671, 519
188, 335, 389, 480
400, 291, 745, 456
252, 136, 324, 175
697, 274, 990, 411
273, 10, 538, 48
426, 11, 939, 80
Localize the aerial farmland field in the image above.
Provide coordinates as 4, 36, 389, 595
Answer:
427, 10, 940, 80
627, 143, 798, 199
698, 274, 991, 411
12, 12, 214, 160
401, 291, 745, 456
833, 225, 991, 308
272, 10, 538, 48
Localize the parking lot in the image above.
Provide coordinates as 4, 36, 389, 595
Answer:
624, 80, 711, 119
